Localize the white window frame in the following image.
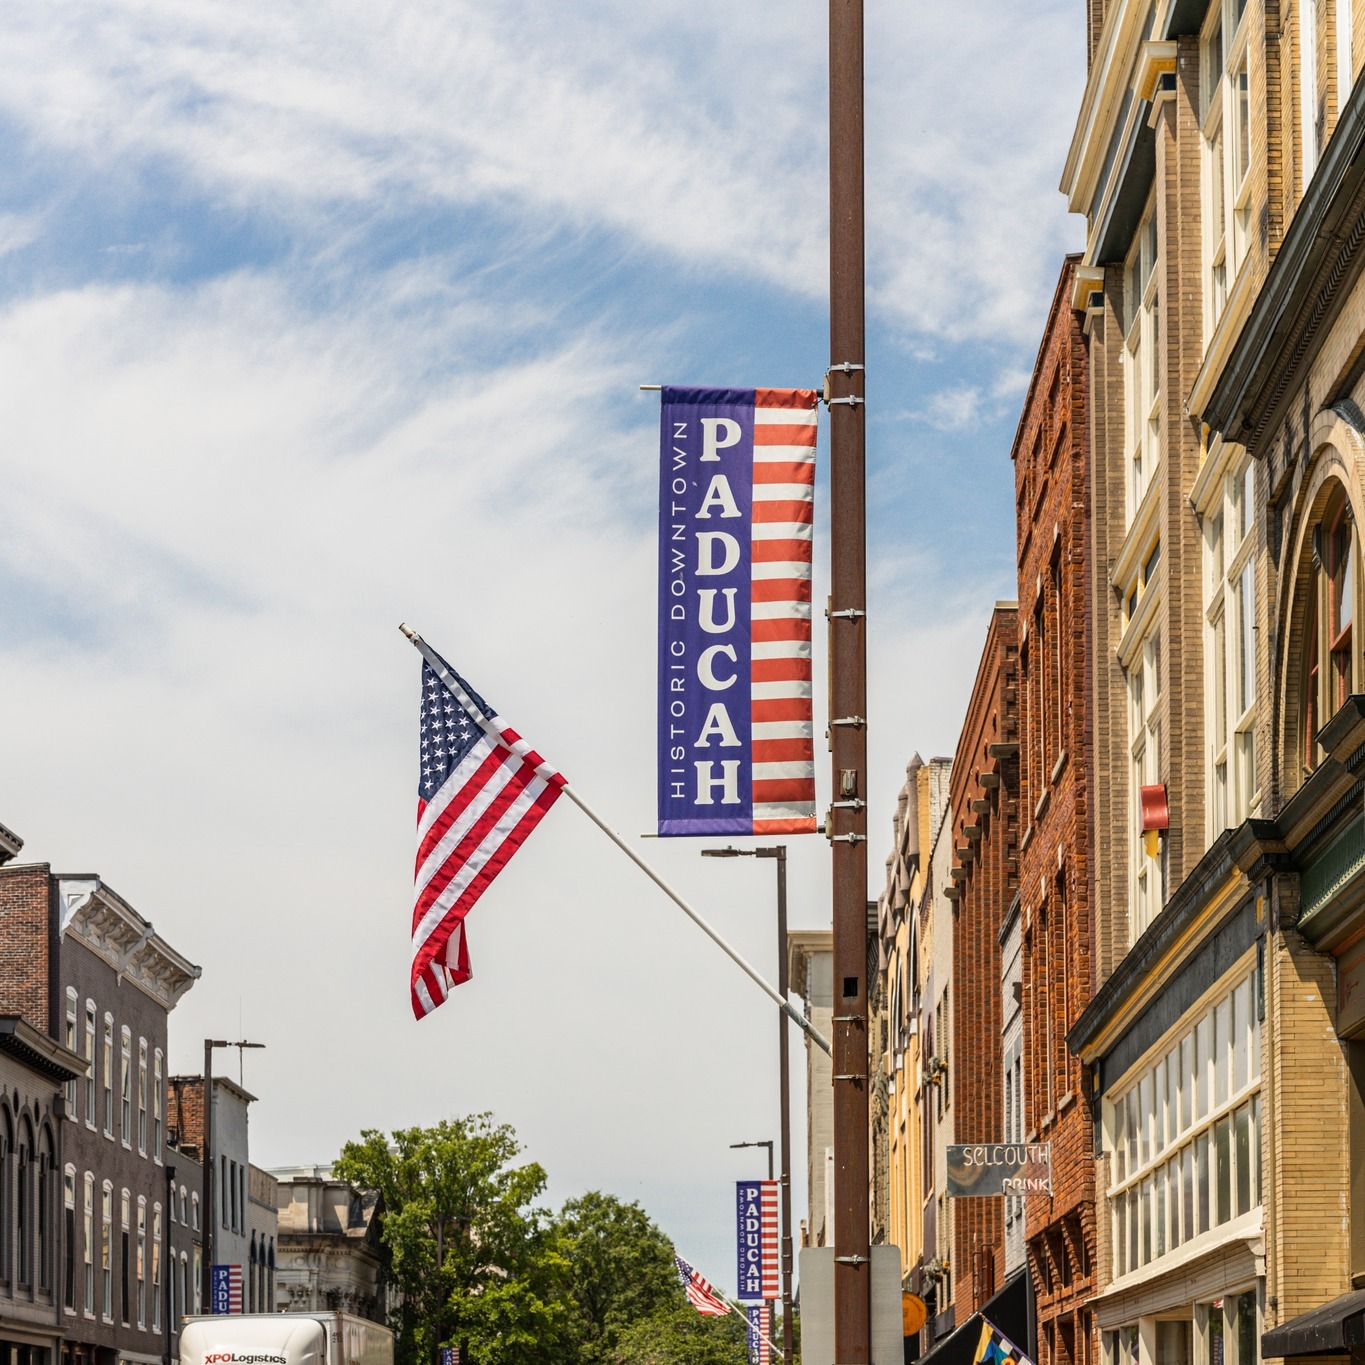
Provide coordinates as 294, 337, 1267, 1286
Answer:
120, 1028, 132, 1147
1106, 967, 1262, 1281
1129, 628, 1164, 940
1304, 0, 1321, 185
1124, 194, 1162, 524
1202, 0, 1253, 337
83, 1172, 95, 1317
102, 1015, 114, 1138
1205, 454, 1259, 837
83, 1003, 96, 1129
64, 990, 78, 1114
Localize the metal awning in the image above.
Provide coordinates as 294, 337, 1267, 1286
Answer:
1262, 1288, 1365, 1357
917, 1271, 1031, 1365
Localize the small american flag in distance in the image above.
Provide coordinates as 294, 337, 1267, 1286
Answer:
411, 653, 564, 1019
675, 1253, 731, 1316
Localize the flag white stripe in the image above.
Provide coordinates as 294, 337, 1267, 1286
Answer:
753, 408, 817, 424
753, 762, 815, 781
753, 802, 817, 818
752, 483, 814, 501
752, 720, 812, 739
751, 600, 812, 620
413, 773, 550, 951
752, 680, 813, 700
751, 641, 812, 660
752, 561, 812, 580
416, 753, 521, 890
751, 523, 812, 541
753, 445, 816, 461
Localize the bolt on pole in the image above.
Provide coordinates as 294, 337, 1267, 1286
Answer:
828, 0, 870, 1361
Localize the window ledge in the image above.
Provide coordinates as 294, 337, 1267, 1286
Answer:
1021, 825, 1036, 854
1052, 750, 1069, 784
1035, 787, 1052, 823
1059, 1089, 1077, 1114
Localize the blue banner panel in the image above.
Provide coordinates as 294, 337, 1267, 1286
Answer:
735, 1179, 766, 1301
658, 388, 756, 836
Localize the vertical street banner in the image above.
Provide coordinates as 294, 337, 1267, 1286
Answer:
210, 1264, 242, 1314
735, 1179, 780, 1301
746, 1304, 772, 1365
657, 387, 818, 836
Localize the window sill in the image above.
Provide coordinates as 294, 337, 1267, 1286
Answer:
1058, 1089, 1076, 1114
1034, 787, 1052, 823
1021, 825, 1035, 854
1052, 750, 1069, 784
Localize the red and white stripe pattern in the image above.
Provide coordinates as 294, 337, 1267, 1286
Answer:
411, 655, 565, 1019
747, 1304, 772, 1365
675, 1253, 732, 1316
226, 1265, 243, 1313
751, 388, 816, 834
758, 1179, 779, 1298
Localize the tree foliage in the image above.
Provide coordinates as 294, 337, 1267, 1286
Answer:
335, 1114, 754, 1365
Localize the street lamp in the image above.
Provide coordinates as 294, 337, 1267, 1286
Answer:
730, 1140, 775, 1180
702, 846, 793, 1365
202, 1038, 265, 1313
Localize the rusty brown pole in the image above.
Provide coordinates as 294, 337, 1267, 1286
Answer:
828, 0, 870, 1361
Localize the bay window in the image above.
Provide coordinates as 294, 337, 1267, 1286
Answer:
1129, 629, 1164, 940
1125, 196, 1161, 523
1203, 0, 1252, 337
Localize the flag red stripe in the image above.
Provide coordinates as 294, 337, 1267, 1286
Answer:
754, 387, 818, 409
751, 658, 812, 683
753, 424, 817, 446
753, 461, 816, 484
752, 738, 814, 761
751, 539, 813, 562
415, 747, 509, 873
752, 619, 810, 642
751, 500, 813, 523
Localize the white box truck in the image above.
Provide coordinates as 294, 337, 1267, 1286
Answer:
180, 1313, 394, 1365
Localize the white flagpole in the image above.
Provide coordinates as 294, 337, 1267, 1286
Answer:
399, 623, 831, 1056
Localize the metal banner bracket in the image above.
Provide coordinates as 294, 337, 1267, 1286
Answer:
833, 1075, 865, 1084
834, 1254, 870, 1265
826, 833, 866, 845
825, 395, 864, 408
827, 362, 865, 374
827, 608, 866, 620
829, 798, 865, 811
830, 715, 865, 729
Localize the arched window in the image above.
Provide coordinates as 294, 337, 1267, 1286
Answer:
0, 1107, 13, 1285
38, 1127, 54, 1292
267, 1240, 275, 1311
249, 1234, 257, 1313
17, 1117, 34, 1287
1299, 483, 1362, 771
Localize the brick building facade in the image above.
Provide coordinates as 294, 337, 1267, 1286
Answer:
945, 606, 1019, 1323
1012, 257, 1096, 1365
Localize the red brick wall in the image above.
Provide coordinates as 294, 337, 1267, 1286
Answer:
0, 864, 51, 1030
1013, 259, 1097, 1365
169, 1074, 205, 1156
948, 606, 1019, 1321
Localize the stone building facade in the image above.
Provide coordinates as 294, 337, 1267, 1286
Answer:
788, 931, 834, 1250
1012, 256, 1097, 1365
0, 865, 199, 1365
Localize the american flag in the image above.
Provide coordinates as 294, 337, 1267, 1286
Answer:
675, 1253, 731, 1317
411, 651, 565, 1019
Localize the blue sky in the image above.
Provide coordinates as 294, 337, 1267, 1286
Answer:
0, 0, 1084, 1292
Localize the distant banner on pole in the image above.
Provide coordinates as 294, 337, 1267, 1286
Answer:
657, 387, 818, 837
746, 1304, 772, 1365
735, 1179, 780, 1301
210, 1264, 242, 1314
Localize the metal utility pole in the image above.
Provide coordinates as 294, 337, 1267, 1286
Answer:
827, 0, 870, 1361
201, 1038, 265, 1312
706, 848, 795, 1365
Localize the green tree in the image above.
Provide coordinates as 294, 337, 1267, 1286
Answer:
609, 1297, 751, 1365
333, 1114, 571, 1365
553, 1193, 679, 1365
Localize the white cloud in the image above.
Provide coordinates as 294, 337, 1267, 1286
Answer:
0, 0, 1082, 344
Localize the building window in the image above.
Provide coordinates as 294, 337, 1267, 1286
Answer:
63, 1165, 76, 1312
1124, 194, 1161, 523
120, 1190, 130, 1324
249, 1234, 257, 1313
1301, 485, 1362, 771
137, 1039, 148, 1156
1202, 0, 1253, 335
1128, 629, 1164, 939
84, 1003, 96, 1128
1340, 0, 1356, 113
103, 1016, 114, 1136
83, 1173, 94, 1315
1206, 456, 1258, 834
101, 1183, 112, 1321
120, 1029, 132, 1146
180, 1185, 188, 1227
136, 1197, 146, 1328
153, 1050, 163, 1159
191, 1192, 200, 1231
17, 1125, 30, 1287
1107, 967, 1262, 1279
65, 990, 78, 1113
38, 1140, 50, 1291
151, 1203, 161, 1331
192, 1247, 202, 1314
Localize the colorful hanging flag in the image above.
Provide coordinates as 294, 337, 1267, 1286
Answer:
675, 1253, 731, 1316
735, 1179, 780, 1301
656, 387, 818, 837
746, 1304, 772, 1365
973, 1318, 1034, 1365
411, 651, 565, 1019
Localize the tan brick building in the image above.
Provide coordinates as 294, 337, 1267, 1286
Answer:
1012, 257, 1097, 1365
